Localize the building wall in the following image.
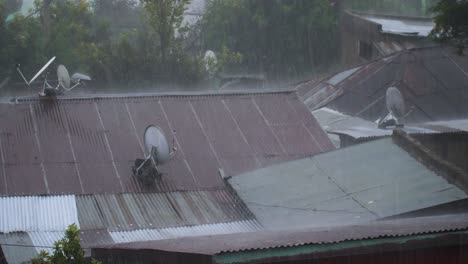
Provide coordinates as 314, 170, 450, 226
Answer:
339, 11, 428, 67
270, 245, 468, 264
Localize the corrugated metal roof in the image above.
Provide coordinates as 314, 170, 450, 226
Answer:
228, 138, 467, 230
360, 14, 434, 37
300, 47, 468, 124
313, 108, 468, 141
100, 213, 468, 255
0, 196, 78, 233
0, 232, 37, 264
0, 91, 333, 196
0, 190, 255, 233
110, 220, 261, 244
76, 190, 254, 232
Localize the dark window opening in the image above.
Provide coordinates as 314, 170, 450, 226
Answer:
359, 40, 373, 60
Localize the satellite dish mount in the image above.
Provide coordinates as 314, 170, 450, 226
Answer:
378, 86, 412, 129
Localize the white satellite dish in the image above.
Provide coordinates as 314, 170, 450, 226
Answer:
378, 86, 406, 128
144, 125, 170, 163
204, 50, 217, 78
386, 86, 405, 121
57, 64, 71, 89
133, 125, 175, 184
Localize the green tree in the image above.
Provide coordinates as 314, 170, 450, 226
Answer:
142, 0, 190, 64
201, 0, 338, 79
31, 224, 101, 264
431, 0, 468, 55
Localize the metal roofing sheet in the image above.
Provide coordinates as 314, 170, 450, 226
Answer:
361, 14, 434, 37
0, 232, 37, 264
103, 213, 468, 255
0, 196, 78, 233
229, 138, 467, 229
302, 47, 468, 124
110, 220, 261, 244
0, 92, 332, 196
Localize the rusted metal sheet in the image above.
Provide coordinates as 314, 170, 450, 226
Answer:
102, 213, 468, 255
0, 91, 332, 196
303, 48, 468, 125
190, 99, 259, 177
224, 97, 284, 164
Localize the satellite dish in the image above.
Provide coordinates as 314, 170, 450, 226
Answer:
144, 125, 170, 163
57, 64, 71, 89
29, 56, 56, 84
204, 50, 217, 78
386, 86, 405, 120
132, 125, 174, 185
71, 73, 91, 82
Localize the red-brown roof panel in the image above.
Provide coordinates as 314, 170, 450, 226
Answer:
0, 91, 333, 196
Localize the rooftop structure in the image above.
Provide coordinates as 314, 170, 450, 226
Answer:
0, 90, 334, 263
299, 47, 468, 125
228, 132, 468, 230
339, 11, 435, 66
92, 213, 468, 264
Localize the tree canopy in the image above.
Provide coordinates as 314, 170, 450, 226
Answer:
431, 0, 468, 54
201, 0, 338, 79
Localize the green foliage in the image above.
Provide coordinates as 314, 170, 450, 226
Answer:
430, 0, 468, 55
31, 224, 101, 264
201, 0, 338, 79
0, 0, 204, 89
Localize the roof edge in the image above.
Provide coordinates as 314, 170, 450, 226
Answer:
10, 88, 296, 103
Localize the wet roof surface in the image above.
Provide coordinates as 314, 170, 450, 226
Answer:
228, 138, 467, 229
0, 91, 334, 196
101, 213, 468, 255
300, 47, 468, 124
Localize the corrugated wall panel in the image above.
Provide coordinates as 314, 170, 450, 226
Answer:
0, 196, 78, 232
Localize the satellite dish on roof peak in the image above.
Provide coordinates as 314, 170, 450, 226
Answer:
378, 86, 407, 128
57, 64, 71, 90
132, 125, 176, 185
16, 58, 91, 97
386, 86, 405, 121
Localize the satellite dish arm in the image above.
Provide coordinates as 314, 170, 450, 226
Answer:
16, 64, 30, 86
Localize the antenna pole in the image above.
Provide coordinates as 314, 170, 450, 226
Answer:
16, 65, 30, 86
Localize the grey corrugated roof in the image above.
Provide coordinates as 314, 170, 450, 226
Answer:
228, 138, 467, 229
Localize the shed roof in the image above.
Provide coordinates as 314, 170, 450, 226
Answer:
0, 91, 333, 196
358, 13, 434, 37
300, 47, 468, 124
228, 136, 467, 229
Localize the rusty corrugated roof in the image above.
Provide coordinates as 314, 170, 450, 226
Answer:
300, 47, 468, 124
0, 91, 334, 196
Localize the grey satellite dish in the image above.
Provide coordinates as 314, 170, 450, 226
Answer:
57, 64, 71, 89
144, 125, 170, 163
71, 73, 91, 82
386, 86, 405, 121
